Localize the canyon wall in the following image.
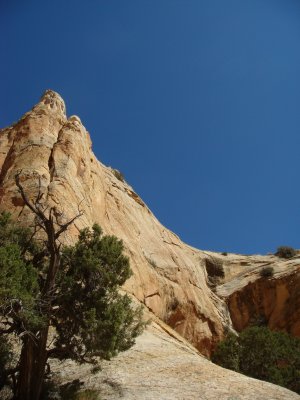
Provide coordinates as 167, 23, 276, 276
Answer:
0, 90, 299, 398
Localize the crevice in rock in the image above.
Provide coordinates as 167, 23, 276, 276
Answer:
125, 188, 145, 207
163, 239, 181, 247
145, 291, 160, 299
48, 146, 55, 182
188, 279, 203, 291
47, 123, 66, 189
18, 143, 45, 154
0, 141, 16, 187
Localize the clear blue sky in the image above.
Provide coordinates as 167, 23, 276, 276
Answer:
1, 0, 300, 254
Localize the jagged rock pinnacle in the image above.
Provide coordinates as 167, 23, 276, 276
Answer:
39, 89, 66, 116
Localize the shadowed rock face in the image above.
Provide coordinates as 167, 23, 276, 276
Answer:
217, 255, 300, 336
0, 91, 299, 398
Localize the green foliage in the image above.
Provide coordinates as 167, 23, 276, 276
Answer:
0, 211, 39, 254
112, 169, 125, 183
260, 266, 274, 278
53, 224, 144, 362
211, 333, 240, 371
212, 326, 300, 394
0, 336, 12, 388
275, 246, 296, 259
0, 213, 144, 397
0, 213, 42, 333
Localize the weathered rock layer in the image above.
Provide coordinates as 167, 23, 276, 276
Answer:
217, 254, 300, 336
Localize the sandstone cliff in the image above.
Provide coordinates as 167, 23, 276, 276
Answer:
0, 90, 299, 399
217, 253, 300, 336
0, 90, 230, 355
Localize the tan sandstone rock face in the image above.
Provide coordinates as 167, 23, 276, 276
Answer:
0, 90, 230, 356
0, 91, 299, 399
50, 317, 300, 400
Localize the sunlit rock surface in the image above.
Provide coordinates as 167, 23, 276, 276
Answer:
1, 91, 299, 399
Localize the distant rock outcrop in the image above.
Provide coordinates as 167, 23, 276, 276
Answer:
217, 254, 300, 336
0, 90, 299, 399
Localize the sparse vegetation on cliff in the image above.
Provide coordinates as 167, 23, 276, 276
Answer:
112, 168, 125, 183
260, 266, 274, 278
275, 246, 296, 259
212, 326, 300, 394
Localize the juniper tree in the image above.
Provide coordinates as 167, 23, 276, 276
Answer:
212, 326, 300, 394
0, 174, 144, 400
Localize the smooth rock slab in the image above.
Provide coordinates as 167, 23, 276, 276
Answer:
51, 322, 300, 400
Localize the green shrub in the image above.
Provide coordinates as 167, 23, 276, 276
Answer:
212, 326, 300, 394
112, 169, 125, 182
211, 333, 240, 371
260, 266, 274, 278
0, 337, 12, 389
275, 246, 296, 259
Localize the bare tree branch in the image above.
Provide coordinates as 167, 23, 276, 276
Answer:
15, 171, 84, 241
54, 211, 84, 239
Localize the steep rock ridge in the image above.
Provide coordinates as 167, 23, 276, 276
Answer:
0, 90, 230, 356
217, 254, 300, 335
1, 91, 299, 349
0, 90, 67, 212
1, 90, 300, 398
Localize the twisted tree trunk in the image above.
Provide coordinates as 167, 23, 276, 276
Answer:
15, 252, 59, 400
15, 327, 49, 400
13, 173, 83, 400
